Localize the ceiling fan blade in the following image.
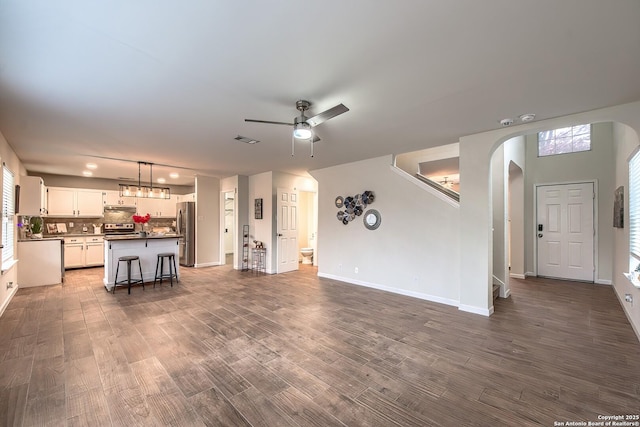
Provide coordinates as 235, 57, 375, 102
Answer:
245, 119, 294, 126
306, 103, 349, 127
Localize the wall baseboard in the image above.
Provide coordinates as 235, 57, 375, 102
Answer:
0, 285, 19, 317
595, 279, 612, 285
510, 273, 526, 279
459, 304, 493, 317
318, 272, 459, 308
194, 262, 220, 268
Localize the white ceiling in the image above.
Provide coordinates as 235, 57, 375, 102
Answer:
1, 1, 639, 186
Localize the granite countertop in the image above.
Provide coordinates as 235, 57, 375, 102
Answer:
44, 233, 105, 238
18, 237, 65, 242
104, 234, 181, 241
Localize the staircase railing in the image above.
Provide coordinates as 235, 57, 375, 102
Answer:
415, 173, 460, 202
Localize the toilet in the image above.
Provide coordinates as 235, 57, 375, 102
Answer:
300, 248, 314, 265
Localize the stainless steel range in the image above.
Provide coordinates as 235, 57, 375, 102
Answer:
103, 223, 135, 235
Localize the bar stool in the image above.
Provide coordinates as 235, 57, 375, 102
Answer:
154, 252, 179, 287
113, 255, 144, 294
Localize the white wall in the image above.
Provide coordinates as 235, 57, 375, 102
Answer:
459, 100, 640, 317
311, 155, 460, 306
491, 145, 506, 290
246, 171, 317, 273
491, 136, 526, 296
0, 131, 27, 316
194, 175, 220, 267
612, 122, 640, 338
508, 161, 525, 279
249, 172, 273, 272
220, 175, 249, 270
395, 143, 459, 176
523, 122, 615, 283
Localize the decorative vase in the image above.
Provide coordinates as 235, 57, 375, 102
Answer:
31, 233, 43, 239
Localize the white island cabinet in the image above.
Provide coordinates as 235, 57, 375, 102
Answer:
18, 238, 63, 287
103, 235, 180, 291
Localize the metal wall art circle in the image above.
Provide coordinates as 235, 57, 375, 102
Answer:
363, 209, 381, 230
335, 190, 376, 226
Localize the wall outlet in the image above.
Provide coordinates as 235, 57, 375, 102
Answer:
69, 222, 74, 227
6, 281, 13, 290
354, 267, 359, 274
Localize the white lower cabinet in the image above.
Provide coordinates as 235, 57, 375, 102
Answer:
64, 236, 104, 268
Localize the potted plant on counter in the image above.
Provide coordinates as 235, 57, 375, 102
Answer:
30, 216, 43, 239
133, 213, 151, 237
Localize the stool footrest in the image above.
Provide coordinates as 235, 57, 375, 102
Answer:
154, 253, 179, 288
113, 255, 144, 295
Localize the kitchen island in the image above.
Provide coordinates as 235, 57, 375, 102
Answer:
103, 234, 180, 292
17, 237, 64, 287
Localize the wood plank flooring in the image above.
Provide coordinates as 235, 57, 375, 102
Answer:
0, 265, 639, 426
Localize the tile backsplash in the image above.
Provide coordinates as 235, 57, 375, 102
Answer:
39, 217, 176, 235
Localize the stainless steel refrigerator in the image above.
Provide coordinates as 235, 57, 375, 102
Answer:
176, 201, 195, 266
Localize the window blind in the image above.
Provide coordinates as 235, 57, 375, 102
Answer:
2, 165, 15, 263
629, 150, 640, 258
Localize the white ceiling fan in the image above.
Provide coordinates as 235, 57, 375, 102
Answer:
245, 100, 349, 157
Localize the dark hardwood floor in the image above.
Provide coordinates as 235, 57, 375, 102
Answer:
0, 264, 639, 426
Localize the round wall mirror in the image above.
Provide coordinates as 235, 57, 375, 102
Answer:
363, 209, 381, 230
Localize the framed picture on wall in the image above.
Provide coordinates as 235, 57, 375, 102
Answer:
614, 186, 624, 228
255, 198, 263, 220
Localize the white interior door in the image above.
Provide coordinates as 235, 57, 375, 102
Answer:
277, 188, 299, 273
536, 183, 594, 281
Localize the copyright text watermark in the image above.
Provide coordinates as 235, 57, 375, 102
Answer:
553, 415, 640, 426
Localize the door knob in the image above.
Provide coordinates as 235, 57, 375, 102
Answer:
277, 233, 283, 237
538, 233, 543, 238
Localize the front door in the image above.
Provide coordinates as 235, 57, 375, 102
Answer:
536, 182, 594, 281
277, 188, 299, 273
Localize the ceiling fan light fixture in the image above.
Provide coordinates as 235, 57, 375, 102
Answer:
293, 122, 312, 139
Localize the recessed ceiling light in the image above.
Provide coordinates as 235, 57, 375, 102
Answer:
519, 113, 536, 122
157, 177, 166, 184
82, 170, 93, 177
169, 172, 179, 179
499, 118, 514, 127
86, 163, 97, 169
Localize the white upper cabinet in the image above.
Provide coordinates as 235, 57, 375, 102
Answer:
18, 176, 47, 216
103, 190, 137, 207
136, 195, 177, 218
48, 187, 104, 217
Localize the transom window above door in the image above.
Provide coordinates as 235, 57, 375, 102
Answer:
538, 124, 591, 157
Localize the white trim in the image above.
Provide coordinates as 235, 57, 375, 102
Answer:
389, 164, 460, 208
318, 272, 459, 308
503, 288, 511, 298
595, 279, 612, 285
525, 271, 535, 277
195, 262, 220, 268
492, 275, 505, 287
510, 273, 526, 279
0, 284, 18, 317
1, 258, 18, 274
459, 304, 493, 317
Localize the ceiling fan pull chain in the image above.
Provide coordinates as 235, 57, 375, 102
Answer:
291, 133, 295, 157
310, 138, 314, 157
